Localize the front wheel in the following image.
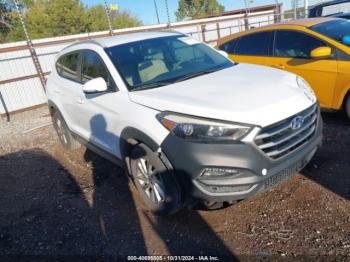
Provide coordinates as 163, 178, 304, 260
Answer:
129, 144, 182, 215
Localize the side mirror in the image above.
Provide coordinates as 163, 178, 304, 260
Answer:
310, 46, 332, 59
341, 35, 350, 46
82, 77, 108, 94
217, 50, 229, 58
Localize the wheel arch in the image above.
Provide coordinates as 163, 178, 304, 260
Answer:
47, 99, 71, 131
47, 99, 58, 115
342, 89, 350, 109
120, 127, 161, 174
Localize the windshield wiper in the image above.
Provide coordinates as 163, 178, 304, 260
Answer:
174, 68, 219, 83
131, 82, 171, 91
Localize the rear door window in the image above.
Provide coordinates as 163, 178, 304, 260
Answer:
56, 52, 80, 81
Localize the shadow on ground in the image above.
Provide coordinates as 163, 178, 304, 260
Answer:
0, 147, 236, 259
303, 111, 350, 201
0, 149, 146, 256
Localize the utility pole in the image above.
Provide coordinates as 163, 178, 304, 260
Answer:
154, 0, 160, 24
244, 0, 249, 16
293, 0, 297, 19
304, 0, 309, 18
275, 0, 280, 22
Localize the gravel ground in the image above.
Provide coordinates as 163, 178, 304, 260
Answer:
0, 106, 350, 260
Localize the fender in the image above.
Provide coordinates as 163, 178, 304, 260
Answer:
120, 127, 161, 175
120, 127, 160, 159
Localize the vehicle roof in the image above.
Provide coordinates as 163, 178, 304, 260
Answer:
66, 31, 184, 50
230, 17, 339, 36
264, 17, 338, 28
310, 0, 350, 9
216, 17, 341, 46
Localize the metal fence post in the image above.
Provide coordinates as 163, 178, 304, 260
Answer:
244, 13, 249, 30
12, 0, 46, 91
216, 23, 221, 39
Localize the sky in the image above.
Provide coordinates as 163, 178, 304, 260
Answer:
83, 0, 294, 25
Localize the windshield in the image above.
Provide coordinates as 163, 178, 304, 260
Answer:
105, 35, 233, 91
310, 19, 350, 46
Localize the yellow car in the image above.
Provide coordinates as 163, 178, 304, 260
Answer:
216, 17, 350, 118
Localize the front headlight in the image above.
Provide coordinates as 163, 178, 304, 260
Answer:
296, 76, 317, 103
156, 112, 252, 141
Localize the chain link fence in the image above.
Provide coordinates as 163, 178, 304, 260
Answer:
0, 0, 336, 120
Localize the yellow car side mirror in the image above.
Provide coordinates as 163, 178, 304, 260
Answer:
310, 46, 332, 59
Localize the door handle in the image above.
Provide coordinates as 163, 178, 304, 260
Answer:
272, 64, 285, 69
54, 88, 61, 93
75, 97, 85, 104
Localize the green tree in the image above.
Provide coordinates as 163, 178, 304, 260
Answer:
85, 5, 109, 32
6, 0, 86, 41
111, 10, 142, 29
176, 0, 224, 21
85, 5, 142, 32
0, 0, 13, 42
4, 0, 142, 43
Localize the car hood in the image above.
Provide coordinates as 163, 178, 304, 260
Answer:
129, 63, 315, 127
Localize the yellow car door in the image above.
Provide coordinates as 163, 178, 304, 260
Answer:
218, 31, 273, 66
268, 30, 338, 109
333, 56, 350, 110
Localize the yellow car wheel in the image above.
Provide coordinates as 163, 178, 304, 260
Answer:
346, 95, 350, 119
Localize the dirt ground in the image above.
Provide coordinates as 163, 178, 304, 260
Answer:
0, 106, 350, 260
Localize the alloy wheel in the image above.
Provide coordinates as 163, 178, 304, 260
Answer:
55, 117, 68, 145
136, 158, 165, 204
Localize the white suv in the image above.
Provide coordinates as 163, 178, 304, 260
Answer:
46, 31, 323, 215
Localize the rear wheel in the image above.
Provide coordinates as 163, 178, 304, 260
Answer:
52, 110, 80, 150
130, 143, 181, 215
346, 95, 350, 119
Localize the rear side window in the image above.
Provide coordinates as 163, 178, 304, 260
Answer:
218, 38, 239, 54
274, 30, 327, 58
235, 32, 271, 56
56, 52, 79, 81
81, 50, 115, 90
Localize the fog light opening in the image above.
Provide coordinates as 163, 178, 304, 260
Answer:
262, 168, 267, 176
200, 167, 241, 179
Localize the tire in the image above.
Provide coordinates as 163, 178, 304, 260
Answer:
346, 94, 350, 119
129, 143, 182, 215
196, 201, 236, 211
52, 110, 80, 150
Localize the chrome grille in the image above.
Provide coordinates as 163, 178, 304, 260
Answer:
255, 104, 318, 159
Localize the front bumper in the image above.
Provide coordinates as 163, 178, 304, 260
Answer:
160, 110, 323, 203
